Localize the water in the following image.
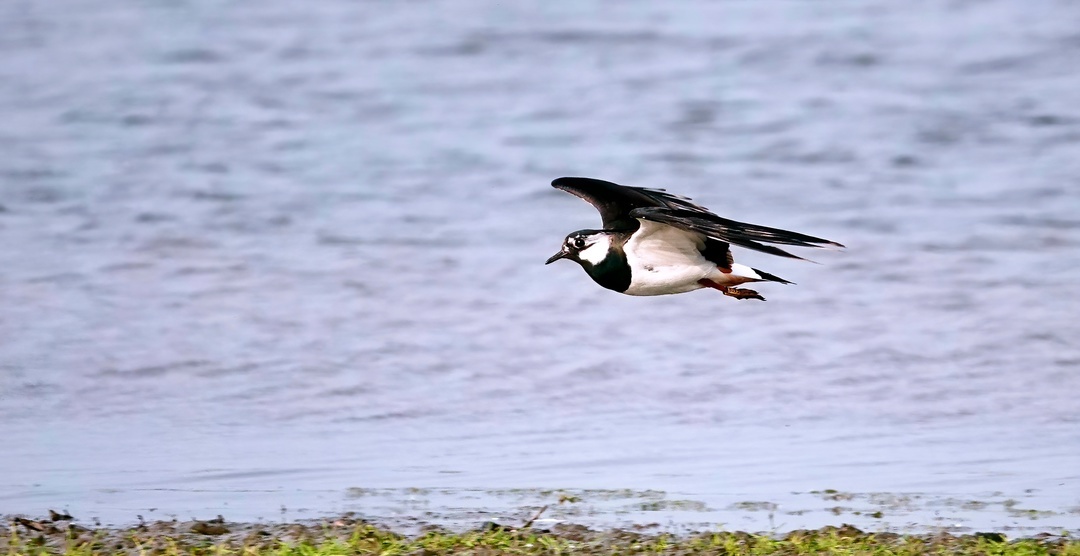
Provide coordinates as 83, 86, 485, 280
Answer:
2, 0, 1079, 534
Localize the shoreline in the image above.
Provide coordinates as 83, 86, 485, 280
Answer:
9, 484, 1075, 536
4, 513, 1077, 556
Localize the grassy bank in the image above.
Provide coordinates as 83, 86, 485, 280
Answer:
4, 514, 1078, 556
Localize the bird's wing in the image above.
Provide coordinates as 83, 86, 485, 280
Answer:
624, 219, 710, 266
700, 238, 734, 270
630, 207, 844, 261
552, 177, 711, 230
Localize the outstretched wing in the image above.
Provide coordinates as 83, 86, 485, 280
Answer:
630, 206, 844, 261
552, 176, 711, 230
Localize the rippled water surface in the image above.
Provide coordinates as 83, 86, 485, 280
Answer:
2, 0, 1079, 534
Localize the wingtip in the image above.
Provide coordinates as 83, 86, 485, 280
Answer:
552, 176, 622, 189
552, 176, 590, 186
551, 176, 581, 190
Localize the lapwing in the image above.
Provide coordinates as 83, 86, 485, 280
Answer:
545, 177, 843, 300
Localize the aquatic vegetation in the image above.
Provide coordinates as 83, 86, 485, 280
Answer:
3, 516, 1079, 556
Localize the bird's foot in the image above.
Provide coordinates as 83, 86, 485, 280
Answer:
723, 287, 765, 301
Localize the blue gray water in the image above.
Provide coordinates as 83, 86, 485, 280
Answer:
2, 0, 1079, 534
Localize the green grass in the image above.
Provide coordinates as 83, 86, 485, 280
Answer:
4, 520, 1079, 556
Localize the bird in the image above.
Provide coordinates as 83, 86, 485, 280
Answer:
545, 177, 843, 300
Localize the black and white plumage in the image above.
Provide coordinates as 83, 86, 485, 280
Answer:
545, 177, 843, 300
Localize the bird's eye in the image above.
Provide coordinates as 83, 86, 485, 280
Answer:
573, 237, 585, 249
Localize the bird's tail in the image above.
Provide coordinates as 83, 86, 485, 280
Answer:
734, 264, 793, 285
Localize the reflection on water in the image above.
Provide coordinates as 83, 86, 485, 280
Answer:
1, 0, 1078, 534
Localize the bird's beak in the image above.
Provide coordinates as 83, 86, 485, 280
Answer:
545, 250, 569, 265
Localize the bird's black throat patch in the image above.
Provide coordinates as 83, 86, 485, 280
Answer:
579, 241, 632, 293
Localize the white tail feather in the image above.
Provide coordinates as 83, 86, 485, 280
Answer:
730, 263, 762, 280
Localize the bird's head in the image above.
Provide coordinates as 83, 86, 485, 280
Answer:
545, 230, 612, 266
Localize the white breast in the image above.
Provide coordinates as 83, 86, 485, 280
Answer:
621, 220, 717, 296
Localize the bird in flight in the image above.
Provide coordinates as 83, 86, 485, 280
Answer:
545, 177, 843, 300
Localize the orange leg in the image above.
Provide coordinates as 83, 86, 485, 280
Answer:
697, 280, 766, 301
